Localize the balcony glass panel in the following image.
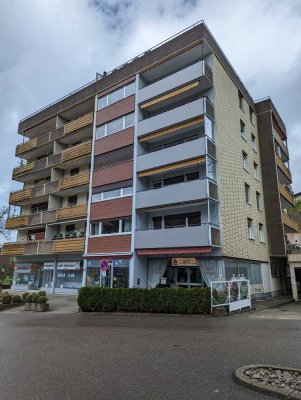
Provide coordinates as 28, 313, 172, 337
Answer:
207, 156, 216, 181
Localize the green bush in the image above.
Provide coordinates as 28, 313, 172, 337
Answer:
22, 292, 30, 301
12, 295, 22, 304
25, 294, 33, 303
1, 294, 12, 304
38, 291, 46, 297
38, 296, 48, 304
32, 294, 39, 304
78, 287, 211, 314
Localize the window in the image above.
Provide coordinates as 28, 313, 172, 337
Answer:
247, 218, 253, 239
242, 152, 248, 171
95, 113, 134, 139
249, 107, 255, 124
97, 82, 135, 110
31, 203, 48, 214
91, 186, 133, 202
68, 195, 77, 207
122, 218, 132, 233
164, 175, 185, 186
254, 162, 259, 180
245, 183, 251, 204
66, 224, 75, 233
187, 172, 199, 181
256, 191, 262, 211
259, 224, 265, 242
101, 220, 120, 235
154, 212, 201, 230
70, 167, 79, 176
153, 217, 162, 230
90, 218, 132, 236
107, 117, 123, 135
240, 120, 246, 139
238, 91, 244, 110
251, 134, 257, 151
153, 181, 163, 190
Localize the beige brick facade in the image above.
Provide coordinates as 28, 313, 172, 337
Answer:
213, 55, 269, 262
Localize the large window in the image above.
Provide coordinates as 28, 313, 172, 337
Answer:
152, 212, 201, 230
96, 113, 134, 139
152, 172, 199, 190
90, 218, 132, 236
92, 186, 132, 202
225, 260, 262, 284
97, 82, 135, 110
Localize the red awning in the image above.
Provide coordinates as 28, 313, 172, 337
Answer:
136, 247, 212, 256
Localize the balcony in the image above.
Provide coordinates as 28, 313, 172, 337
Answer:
279, 184, 295, 208
5, 215, 29, 229
1, 242, 25, 256
137, 137, 207, 173
136, 179, 214, 210
53, 237, 85, 253
1, 237, 85, 256
9, 188, 32, 204
138, 60, 213, 105
9, 171, 90, 206
276, 155, 292, 182
59, 171, 90, 191
282, 212, 298, 233
64, 112, 93, 135
135, 224, 219, 249
137, 98, 213, 139
61, 140, 92, 164
12, 141, 92, 180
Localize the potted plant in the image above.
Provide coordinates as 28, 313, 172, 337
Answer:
37, 296, 49, 312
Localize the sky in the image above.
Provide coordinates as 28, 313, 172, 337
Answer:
0, 0, 300, 212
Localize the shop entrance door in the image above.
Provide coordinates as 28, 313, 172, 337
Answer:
176, 267, 203, 288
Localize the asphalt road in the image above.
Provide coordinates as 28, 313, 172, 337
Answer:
0, 303, 300, 400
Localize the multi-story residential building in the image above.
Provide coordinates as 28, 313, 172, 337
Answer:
2, 21, 296, 296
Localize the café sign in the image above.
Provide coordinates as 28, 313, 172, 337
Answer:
171, 258, 197, 266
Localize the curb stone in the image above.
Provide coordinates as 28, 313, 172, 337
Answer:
233, 364, 301, 399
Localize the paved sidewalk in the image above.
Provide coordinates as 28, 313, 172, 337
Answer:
251, 295, 294, 311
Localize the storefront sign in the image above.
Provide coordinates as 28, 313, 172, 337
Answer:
44, 262, 55, 270
57, 262, 80, 270
251, 284, 263, 294
171, 258, 197, 266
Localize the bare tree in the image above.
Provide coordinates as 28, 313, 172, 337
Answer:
0, 207, 11, 241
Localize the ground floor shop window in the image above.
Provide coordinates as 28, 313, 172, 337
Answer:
42, 269, 54, 288
224, 260, 262, 284
55, 262, 83, 290
86, 259, 129, 288
13, 263, 43, 289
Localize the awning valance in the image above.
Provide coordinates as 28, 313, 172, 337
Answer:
136, 247, 212, 256
139, 116, 204, 143
140, 81, 200, 109
138, 156, 205, 178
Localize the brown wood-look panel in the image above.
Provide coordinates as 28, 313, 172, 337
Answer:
53, 238, 85, 253
64, 112, 93, 135
1, 243, 25, 256
16, 137, 38, 155
59, 171, 90, 190
94, 127, 134, 155
90, 197, 132, 221
93, 161, 133, 187
9, 189, 32, 204
5, 216, 29, 229
96, 95, 135, 126
57, 204, 87, 221
87, 235, 131, 253
62, 140, 92, 163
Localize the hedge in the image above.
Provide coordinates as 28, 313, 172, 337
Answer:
78, 287, 211, 314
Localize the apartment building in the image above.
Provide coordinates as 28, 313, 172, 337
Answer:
2, 21, 296, 296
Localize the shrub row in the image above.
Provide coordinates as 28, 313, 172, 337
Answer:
23, 292, 48, 304
0, 293, 22, 304
78, 287, 211, 314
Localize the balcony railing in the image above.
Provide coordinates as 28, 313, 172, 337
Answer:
135, 224, 220, 249
1, 237, 85, 256
282, 212, 298, 232
15, 112, 93, 157
5, 215, 29, 229
9, 171, 90, 205
276, 155, 292, 182
279, 184, 295, 207
64, 112, 93, 135
12, 140, 92, 179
